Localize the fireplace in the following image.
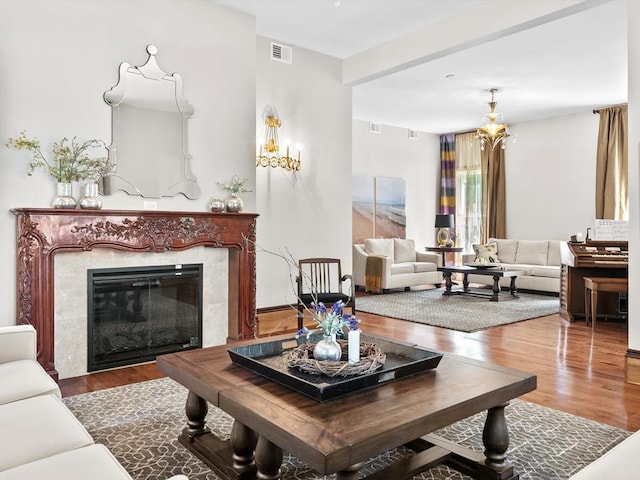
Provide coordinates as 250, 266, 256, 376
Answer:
12, 208, 258, 380
87, 263, 203, 372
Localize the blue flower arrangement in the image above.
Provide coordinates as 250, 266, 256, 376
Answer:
296, 300, 359, 340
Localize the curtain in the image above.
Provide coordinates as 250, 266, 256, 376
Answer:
454, 132, 482, 252
595, 105, 628, 220
439, 134, 456, 216
480, 146, 506, 242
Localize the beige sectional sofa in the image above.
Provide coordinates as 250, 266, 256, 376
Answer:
0, 325, 188, 480
462, 238, 562, 294
353, 238, 442, 292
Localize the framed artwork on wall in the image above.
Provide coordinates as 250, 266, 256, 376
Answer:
352, 175, 406, 243
352, 175, 375, 244
374, 176, 406, 239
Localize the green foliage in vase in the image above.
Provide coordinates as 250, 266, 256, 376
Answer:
6, 131, 113, 183
217, 174, 252, 194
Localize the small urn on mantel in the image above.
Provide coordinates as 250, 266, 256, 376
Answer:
79, 183, 102, 210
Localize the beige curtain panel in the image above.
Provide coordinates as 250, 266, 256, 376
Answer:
595, 105, 628, 220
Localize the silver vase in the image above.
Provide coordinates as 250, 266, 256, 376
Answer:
226, 193, 243, 213
313, 334, 342, 361
79, 183, 102, 210
52, 182, 76, 209
209, 198, 226, 213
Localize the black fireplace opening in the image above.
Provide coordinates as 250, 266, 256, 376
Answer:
87, 263, 203, 372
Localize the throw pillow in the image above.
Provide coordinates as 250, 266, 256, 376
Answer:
393, 238, 416, 263
473, 242, 499, 263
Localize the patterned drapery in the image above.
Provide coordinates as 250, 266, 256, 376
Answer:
439, 134, 456, 216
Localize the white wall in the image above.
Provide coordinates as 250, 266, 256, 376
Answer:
506, 111, 599, 241
627, 0, 639, 351
255, 37, 353, 308
0, 0, 257, 326
352, 120, 440, 247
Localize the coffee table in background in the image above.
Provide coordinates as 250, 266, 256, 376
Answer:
438, 265, 522, 302
157, 337, 536, 480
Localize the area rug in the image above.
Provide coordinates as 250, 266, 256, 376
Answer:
62, 377, 629, 480
356, 289, 559, 332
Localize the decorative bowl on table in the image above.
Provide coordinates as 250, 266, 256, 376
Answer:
464, 262, 498, 269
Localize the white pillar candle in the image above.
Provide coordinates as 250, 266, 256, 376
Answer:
348, 329, 360, 363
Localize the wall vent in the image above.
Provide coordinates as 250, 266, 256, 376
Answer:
369, 122, 381, 134
408, 129, 419, 139
271, 42, 293, 64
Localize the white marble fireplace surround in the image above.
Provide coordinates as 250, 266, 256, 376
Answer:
54, 247, 228, 379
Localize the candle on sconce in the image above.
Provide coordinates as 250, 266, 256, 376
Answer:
348, 328, 360, 363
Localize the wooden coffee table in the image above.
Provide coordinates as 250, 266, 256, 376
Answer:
157, 337, 536, 480
438, 265, 523, 301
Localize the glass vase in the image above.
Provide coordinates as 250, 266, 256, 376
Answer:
79, 183, 102, 210
52, 182, 76, 209
313, 334, 342, 362
226, 193, 243, 213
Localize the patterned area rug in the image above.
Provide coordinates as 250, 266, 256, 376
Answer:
356, 289, 559, 332
62, 377, 629, 480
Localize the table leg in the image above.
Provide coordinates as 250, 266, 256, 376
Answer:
591, 289, 598, 331
184, 390, 210, 439
482, 402, 511, 474
255, 435, 283, 480
491, 276, 500, 302
584, 287, 591, 326
443, 271, 453, 295
231, 421, 258, 474
336, 461, 365, 480
509, 277, 519, 298
462, 273, 470, 292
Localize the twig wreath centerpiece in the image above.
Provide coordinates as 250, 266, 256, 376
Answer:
6, 131, 112, 208
216, 174, 251, 212
287, 300, 386, 377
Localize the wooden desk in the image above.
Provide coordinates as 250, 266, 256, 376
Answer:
584, 277, 628, 331
157, 338, 536, 480
425, 246, 463, 266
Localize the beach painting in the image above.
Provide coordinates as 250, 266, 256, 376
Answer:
352, 175, 406, 243
374, 176, 406, 239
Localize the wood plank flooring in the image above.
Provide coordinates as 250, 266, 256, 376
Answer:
59, 302, 640, 432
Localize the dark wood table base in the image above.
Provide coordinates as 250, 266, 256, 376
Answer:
178, 390, 518, 480
441, 270, 520, 302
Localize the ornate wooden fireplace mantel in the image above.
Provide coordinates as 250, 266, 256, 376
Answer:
12, 208, 258, 380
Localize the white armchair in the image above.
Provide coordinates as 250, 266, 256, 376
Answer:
353, 238, 442, 293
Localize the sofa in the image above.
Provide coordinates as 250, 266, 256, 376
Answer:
568, 429, 640, 479
353, 238, 442, 293
461, 238, 561, 293
0, 325, 188, 480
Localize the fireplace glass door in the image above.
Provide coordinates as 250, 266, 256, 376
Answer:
87, 264, 203, 372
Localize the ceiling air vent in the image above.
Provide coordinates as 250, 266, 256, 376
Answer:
408, 129, 419, 139
369, 122, 381, 134
271, 42, 293, 64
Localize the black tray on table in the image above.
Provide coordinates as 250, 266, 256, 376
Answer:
227, 333, 443, 402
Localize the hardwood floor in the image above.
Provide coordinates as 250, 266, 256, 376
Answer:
59, 304, 640, 432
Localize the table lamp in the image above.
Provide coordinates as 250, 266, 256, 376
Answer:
435, 214, 455, 247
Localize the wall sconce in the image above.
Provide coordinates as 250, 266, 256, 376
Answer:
435, 214, 455, 246
256, 105, 301, 172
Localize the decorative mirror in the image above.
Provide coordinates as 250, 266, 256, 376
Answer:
102, 45, 201, 199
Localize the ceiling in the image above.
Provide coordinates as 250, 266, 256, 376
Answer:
211, 0, 627, 134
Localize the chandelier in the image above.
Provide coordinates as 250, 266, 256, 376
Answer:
475, 88, 510, 151
256, 106, 301, 172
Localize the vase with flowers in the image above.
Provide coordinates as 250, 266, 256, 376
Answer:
6, 131, 112, 209
216, 174, 251, 212
297, 300, 360, 361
